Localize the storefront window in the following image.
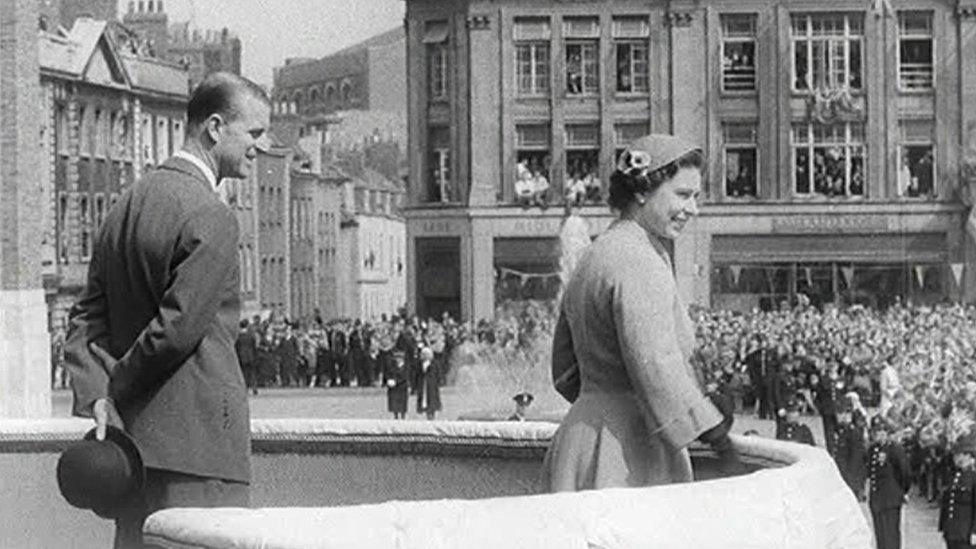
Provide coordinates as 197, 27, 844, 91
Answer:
494, 237, 560, 308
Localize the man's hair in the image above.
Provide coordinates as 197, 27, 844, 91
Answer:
186, 72, 270, 128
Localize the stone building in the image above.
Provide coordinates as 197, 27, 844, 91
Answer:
122, 0, 242, 89
256, 148, 292, 318
1, 0, 51, 417
219, 173, 261, 320
404, 0, 976, 320
38, 0, 116, 31
39, 17, 189, 336
337, 169, 407, 320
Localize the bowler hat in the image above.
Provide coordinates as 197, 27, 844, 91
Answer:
57, 426, 144, 519
615, 134, 701, 175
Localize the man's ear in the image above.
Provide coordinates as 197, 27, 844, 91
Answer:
204, 113, 224, 144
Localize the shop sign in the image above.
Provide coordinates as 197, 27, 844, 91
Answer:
415, 219, 458, 235
771, 215, 888, 233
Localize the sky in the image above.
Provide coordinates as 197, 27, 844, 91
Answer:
118, 0, 405, 87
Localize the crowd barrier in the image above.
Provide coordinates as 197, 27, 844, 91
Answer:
0, 419, 872, 549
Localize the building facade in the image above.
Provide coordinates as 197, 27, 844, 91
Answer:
338, 170, 407, 320
122, 0, 242, 89
256, 148, 292, 318
219, 173, 261, 320
404, 0, 976, 320
39, 17, 189, 335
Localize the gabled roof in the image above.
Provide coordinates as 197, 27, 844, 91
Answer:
39, 18, 188, 98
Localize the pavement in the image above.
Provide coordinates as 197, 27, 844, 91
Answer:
52, 386, 944, 548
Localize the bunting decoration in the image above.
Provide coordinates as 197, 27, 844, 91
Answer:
914, 265, 926, 288
951, 263, 965, 287
730, 265, 742, 287
495, 266, 561, 288
804, 267, 813, 287
840, 266, 854, 288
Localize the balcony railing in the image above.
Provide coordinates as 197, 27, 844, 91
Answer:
899, 63, 933, 90
723, 67, 756, 91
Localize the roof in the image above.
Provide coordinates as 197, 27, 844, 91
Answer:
354, 168, 401, 193
39, 18, 188, 98
273, 27, 404, 89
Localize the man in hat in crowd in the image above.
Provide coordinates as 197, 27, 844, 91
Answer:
384, 350, 410, 419
63, 71, 270, 548
508, 392, 534, 422
940, 429, 976, 549
775, 400, 816, 446
831, 397, 866, 500
867, 416, 910, 549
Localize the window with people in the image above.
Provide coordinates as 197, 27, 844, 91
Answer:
514, 18, 551, 97
898, 120, 934, 198
721, 14, 757, 92
564, 17, 599, 96
613, 17, 649, 94
723, 124, 758, 198
792, 13, 863, 92
563, 124, 601, 206
792, 122, 865, 197
897, 11, 933, 91
514, 125, 551, 207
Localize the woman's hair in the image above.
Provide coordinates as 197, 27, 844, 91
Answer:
607, 149, 704, 210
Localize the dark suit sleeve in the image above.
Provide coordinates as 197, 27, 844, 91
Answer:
892, 445, 911, 493
63, 243, 111, 417
551, 308, 578, 402
108, 204, 239, 405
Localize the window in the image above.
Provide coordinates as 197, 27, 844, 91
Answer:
325, 84, 335, 104
614, 121, 650, 163
94, 109, 106, 157
56, 105, 69, 155
898, 120, 934, 198
427, 126, 451, 203
792, 14, 863, 92
723, 124, 758, 198
515, 18, 551, 96
564, 124, 602, 205
94, 193, 106, 230
79, 194, 91, 261
792, 122, 865, 197
340, 80, 352, 103
114, 112, 129, 159
141, 114, 153, 165
424, 21, 450, 101
58, 192, 69, 264
79, 107, 91, 156
721, 14, 757, 92
171, 119, 184, 153
898, 12, 933, 91
156, 116, 170, 162
564, 17, 599, 96
515, 125, 551, 203
613, 17, 649, 94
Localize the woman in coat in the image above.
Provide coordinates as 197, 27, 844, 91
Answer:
384, 350, 410, 419
544, 134, 740, 491
415, 346, 442, 420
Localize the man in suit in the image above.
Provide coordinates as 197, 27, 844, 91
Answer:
831, 399, 867, 500
775, 401, 816, 446
867, 416, 910, 549
63, 72, 270, 548
235, 319, 258, 396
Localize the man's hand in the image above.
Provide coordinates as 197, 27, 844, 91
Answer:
92, 398, 123, 441
89, 342, 118, 377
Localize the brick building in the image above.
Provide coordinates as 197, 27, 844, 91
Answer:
404, 0, 976, 320
39, 17, 189, 335
122, 0, 242, 89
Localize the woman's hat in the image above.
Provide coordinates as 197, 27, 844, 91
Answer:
513, 392, 534, 406
56, 426, 144, 519
615, 134, 701, 174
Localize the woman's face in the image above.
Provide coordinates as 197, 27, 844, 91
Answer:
635, 167, 701, 240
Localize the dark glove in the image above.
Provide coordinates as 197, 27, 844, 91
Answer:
699, 427, 749, 477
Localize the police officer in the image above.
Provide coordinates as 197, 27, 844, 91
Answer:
867, 416, 910, 549
940, 429, 976, 549
775, 401, 815, 446
831, 398, 866, 500
508, 392, 534, 422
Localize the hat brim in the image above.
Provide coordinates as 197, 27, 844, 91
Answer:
82, 425, 145, 517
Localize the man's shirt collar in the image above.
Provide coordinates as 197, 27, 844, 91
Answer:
172, 150, 218, 192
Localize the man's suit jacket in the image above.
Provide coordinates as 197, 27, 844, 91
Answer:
64, 156, 250, 483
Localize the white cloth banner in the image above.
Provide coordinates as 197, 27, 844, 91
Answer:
968, 207, 976, 244
840, 267, 854, 287
804, 267, 813, 287
730, 265, 742, 287
952, 263, 965, 287
914, 265, 926, 288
